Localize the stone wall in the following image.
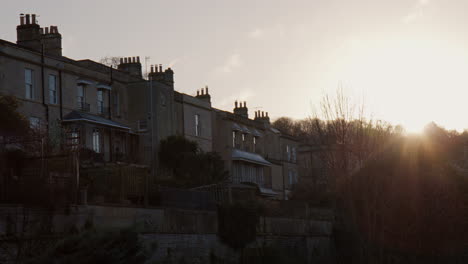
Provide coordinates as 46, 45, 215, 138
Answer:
0, 205, 335, 263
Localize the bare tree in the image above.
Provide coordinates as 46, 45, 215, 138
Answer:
99, 56, 121, 68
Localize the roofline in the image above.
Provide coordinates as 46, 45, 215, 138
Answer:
62, 118, 130, 130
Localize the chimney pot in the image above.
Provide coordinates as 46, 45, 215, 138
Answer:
120, 58, 123, 64
159, 64, 162, 72
205, 86, 209, 94
151, 65, 154, 73
20, 15, 25, 25
235, 101, 238, 108
25, 14, 30, 25
137, 56, 140, 63
32, 14, 36, 24
244, 101, 247, 108
197, 90, 200, 96
132, 57, 135, 63
45, 27, 49, 34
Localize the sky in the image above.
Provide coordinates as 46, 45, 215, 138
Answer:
2, 0, 468, 132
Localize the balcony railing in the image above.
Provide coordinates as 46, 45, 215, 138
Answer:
77, 102, 90, 112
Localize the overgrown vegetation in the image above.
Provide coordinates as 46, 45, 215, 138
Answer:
26, 228, 148, 264
274, 89, 468, 263
217, 201, 261, 250
159, 135, 228, 187
0, 94, 29, 137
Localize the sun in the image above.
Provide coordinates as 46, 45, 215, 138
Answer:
327, 35, 468, 133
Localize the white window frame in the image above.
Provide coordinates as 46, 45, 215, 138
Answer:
77, 85, 85, 105
29, 116, 40, 130
48, 74, 57, 104
25, 69, 34, 99
92, 129, 101, 153
232, 131, 236, 148
195, 114, 201, 136
97, 90, 104, 114
68, 129, 80, 150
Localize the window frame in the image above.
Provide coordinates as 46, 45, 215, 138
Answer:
113, 92, 120, 116
48, 74, 57, 104
97, 90, 104, 114
25, 68, 34, 99
195, 114, 201, 136
77, 84, 85, 105
92, 129, 101, 153
232, 131, 236, 148
29, 116, 40, 130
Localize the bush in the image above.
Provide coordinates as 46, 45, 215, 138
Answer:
217, 201, 261, 250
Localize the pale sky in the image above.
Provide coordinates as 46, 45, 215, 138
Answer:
2, 0, 468, 132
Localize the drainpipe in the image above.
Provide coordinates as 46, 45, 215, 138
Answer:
108, 67, 113, 161
41, 44, 50, 134
59, 70, 63, 119
146, 76, 154, 207
59, 70, 64, 150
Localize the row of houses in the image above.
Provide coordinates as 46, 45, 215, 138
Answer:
0, 14, 302, 200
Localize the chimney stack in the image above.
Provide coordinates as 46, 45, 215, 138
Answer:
254, 109, 270, 124
117, 56, 143, 78
195, 85, 211, 103
17, 13, 42, 53
41, 24, 63, 56
234, 100, 248, 118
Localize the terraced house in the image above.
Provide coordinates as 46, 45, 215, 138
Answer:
0, 14, 299, 200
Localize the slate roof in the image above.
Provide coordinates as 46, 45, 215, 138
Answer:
62, 111, 130, 130
232, 149, 272, 166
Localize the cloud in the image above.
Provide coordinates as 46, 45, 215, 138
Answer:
216, 88, 256, 110
402, 0, 431, 23
217, 53, 242, 73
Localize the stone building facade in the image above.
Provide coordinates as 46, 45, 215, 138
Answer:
0, 14, 299, 200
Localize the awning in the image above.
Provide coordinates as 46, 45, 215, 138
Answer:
232, 149, 272, 166
96, 84, 112, 90
62, 111, 130, 130
258, 187, 279, 197
76, 79, 94, 85
252, 129, 262, 137
241, 126, 251, 134
270, 127, 281, 134
232, 123, 243, 131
